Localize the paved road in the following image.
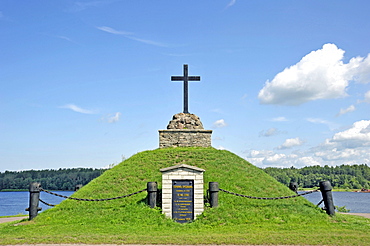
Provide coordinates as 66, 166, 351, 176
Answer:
341, 212, 370, 218
0, 216, 28, 223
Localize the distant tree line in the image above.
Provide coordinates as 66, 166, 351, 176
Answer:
2, 164, 369, 191
262, 164, 370, 189
0, 168, 105, 191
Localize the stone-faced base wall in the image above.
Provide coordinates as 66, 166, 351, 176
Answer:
158, 129, 212, 148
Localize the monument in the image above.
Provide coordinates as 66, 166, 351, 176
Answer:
159, 64, 212, 148
160, 164, 205, 223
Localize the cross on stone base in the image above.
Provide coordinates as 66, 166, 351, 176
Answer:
171, 64, 200, 114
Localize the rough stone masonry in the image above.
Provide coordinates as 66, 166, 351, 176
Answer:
159, 113, 212, 148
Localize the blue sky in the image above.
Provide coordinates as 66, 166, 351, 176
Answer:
1, 0, 370, 172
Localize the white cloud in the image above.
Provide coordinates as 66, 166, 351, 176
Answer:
70, 1, 112, 12
365, 90, 370, 103
259, 128, 279, 137
271, 116, 288, 122
246, 150, 316, 168
225, 0, 236, 8
336, 105, 356, 117
100, 112, 122, 123
246, 119, 370, 168
128, 36, 168, 47
330, 120, 370, 148
97, 26, 167, 47
97, 26, 133, 35
277, 137, 304, 150
59, 104, 95, 114
346, 54, 370, 84
258, 43, 370, 105
306, 118, 338, 131
107, 112, 121, 123
213, 136, 225, 141
246, 149, 322, 168
359, 90, 370, 103
212, 119, 227, 128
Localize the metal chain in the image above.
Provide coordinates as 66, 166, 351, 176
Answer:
219, 188, 319, 200
316, 199, 324, 206
39, 188, 147, 201
39, 198, 56, 207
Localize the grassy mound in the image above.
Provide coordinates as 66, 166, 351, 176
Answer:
1, 147, 369, 245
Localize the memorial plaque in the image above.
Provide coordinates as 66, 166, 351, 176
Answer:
172, 180, 194, 223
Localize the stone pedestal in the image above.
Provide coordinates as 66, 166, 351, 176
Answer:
159, 112, 212, 148
159, 129, 212, 148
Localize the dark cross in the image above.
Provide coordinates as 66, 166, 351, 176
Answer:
171, 64, 200, 114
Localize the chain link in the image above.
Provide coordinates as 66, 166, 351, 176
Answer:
39, 188, 147, 201
316, 199, 324, 206
39, 198, 56, 207
219, 188, 319, 200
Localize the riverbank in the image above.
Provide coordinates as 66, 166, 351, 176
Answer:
299, 188, 360, 192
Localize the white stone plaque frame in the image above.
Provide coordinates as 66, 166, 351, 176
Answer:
160, 164, 205, 221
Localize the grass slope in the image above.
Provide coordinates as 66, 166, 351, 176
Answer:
1, 147, 369, 245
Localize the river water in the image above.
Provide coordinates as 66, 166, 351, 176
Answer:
0, 191, 74, 216
301, 191, 370, 213
0, 191, 369, 216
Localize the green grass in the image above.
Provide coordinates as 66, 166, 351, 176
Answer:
1, 147, 369, 245
0, 214, 28, 218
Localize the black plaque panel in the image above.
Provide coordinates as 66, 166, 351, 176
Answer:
172, 180, 194, 223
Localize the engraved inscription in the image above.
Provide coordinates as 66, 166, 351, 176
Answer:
172, 180, 194, 223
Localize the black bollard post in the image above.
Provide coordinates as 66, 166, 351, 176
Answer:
289, 182, 298, 194
319, 181, 335, 216
25, 182, 42, 220
209, 182, 219, 208
147, 182, 158, 208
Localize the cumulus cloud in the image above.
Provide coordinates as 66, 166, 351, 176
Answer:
330, 120, 370, 148
59, 104, 95, 114
246, 119, 370, 168
336, 105, 356, 117
258, 43, 370, 105
246, 149, 319, 168
212, 119, 227, 128
347, 54, 370, 84
277, 137, 304, 150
